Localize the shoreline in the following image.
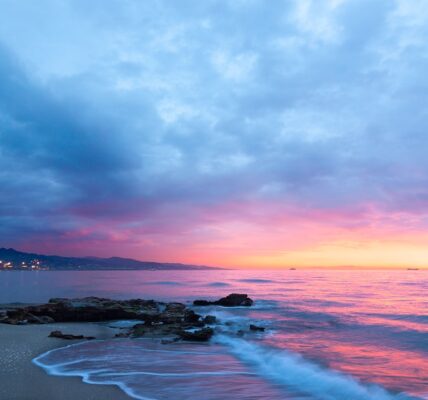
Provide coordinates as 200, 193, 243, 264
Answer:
0, 322, 132, 400
0, 294, 244, 400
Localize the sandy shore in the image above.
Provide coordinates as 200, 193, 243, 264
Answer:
0, 322, 132, 400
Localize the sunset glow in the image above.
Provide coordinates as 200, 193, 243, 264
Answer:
1, 1, 428, 269
2, 3, 428, 400
15, 200, 428, 268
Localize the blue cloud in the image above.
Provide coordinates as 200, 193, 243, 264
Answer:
1, 0, 428, 251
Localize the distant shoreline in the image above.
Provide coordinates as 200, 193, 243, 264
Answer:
0, 247, 223, 271
2, 248, 427, 270
0, 267, 224, 271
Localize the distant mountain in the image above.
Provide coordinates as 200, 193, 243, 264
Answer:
0, 248, 220, 271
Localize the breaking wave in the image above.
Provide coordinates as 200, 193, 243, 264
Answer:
33, 335, 421, 400
215, 335, 419, 400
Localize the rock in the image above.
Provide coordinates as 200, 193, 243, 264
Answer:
184, 309, 201, 323
37, 315, 56, 324
202, 315, 217, 324
249, 324, 265, 332
129, 320, 197, 338
0, 296, 235, 344
193, 300, 212, 306
114, 332, 130, 338
178, 328, 214, 342
49, 330, 95, 340
164, 303, 186, 313
157, 302, 202, 325
193, 293, 253, 307
217, 294, 253, 307
130, 323, 146, 337
3, 297, 161, 324
3, 309, 29, 325
26, 314, 55, 324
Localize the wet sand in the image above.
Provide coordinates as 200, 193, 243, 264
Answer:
0, 322, 131, 400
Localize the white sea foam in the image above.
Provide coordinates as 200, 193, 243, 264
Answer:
215, 335, 418, 400
33, 336, 422, 400
32, 340, 268, 400
33, 348, 155, 400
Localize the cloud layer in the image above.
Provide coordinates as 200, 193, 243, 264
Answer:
1, 0, 428, 267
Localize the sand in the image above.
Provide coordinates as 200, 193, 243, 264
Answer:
0, 322, 132, 400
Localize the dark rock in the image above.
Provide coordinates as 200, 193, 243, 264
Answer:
178, 328, 214, 342
3, 297, 161, 324
249, 324, 265, 332
164, 303, 186, 313
157, 302, 201, 325
202, 315, 217, 324
26, 314, 55, 324
193, 293, 253, 307
4, 309, 29, 325
37, 315, 55, 324
0, 296, 235, 344
193, 300, 212, 306
49, 330, 95, 340
217, 294, 253, 307
129, 321, 187, 338
130, 323, 146, 337
114, 332, 130, 338
184, 309, 201, 323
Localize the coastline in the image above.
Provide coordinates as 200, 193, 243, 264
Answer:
0, 322, 131, 400
0, 294, 252, 400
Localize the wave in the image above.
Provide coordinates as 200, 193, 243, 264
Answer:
32, 339, 287, 400
33, 334, 422, 400
150, 281, 184, 286
207, 282, 230, 287
237, 278, 275, 283
365, 312, 428, 325
215, 335, 420, 400
106, 320, 141, 328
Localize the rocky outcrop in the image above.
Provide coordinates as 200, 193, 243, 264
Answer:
249, 324, 265, 332
126, 303, 214, 341
49, 330, 95, 340
193, 293, 253, 307
2, 297, 161, 324
0, 294, 260, 343
1, 296, 219, 342
202, 315, 217, 324
178, 328, 214, 341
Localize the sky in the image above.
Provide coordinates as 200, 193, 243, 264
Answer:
1, 0, 428, 268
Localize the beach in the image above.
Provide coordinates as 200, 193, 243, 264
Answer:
0, 322, 131, 400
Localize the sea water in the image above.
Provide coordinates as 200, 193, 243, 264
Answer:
1, 269, 427, 399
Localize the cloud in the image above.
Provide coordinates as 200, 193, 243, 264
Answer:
1, 0, 428, 265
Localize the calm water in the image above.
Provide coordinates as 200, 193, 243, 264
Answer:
1, 269, 427, 399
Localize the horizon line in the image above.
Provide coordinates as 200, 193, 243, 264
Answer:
1, 247, 427, 270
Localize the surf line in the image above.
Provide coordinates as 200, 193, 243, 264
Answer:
215, 335, 419, 400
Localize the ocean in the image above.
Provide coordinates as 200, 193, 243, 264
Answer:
1, 269, 427, 399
